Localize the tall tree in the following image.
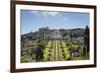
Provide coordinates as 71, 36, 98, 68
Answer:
84, 26, 89, 53
36, 39, 45, 61
36, 44, 44, 62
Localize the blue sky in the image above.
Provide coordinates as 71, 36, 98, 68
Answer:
21, 10, 90, 34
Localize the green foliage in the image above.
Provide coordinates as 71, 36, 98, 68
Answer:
44, 40, 52, 61
61, 41, 71, 60
72, 41, 77, 45
71, 45, 78, 52
21, 55, 31, 63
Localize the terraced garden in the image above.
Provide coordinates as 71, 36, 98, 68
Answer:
21, 38, 89, 63
21, 27, 89, 63
42, 39, 88, 62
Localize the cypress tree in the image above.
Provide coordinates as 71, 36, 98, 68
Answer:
84, 26, 89, 53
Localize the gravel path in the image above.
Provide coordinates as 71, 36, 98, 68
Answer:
54, 40, 60, 61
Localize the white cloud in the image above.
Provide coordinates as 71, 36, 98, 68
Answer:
30, 11, 38, 13
30, 11, 59, 16
42, 11, 59, 16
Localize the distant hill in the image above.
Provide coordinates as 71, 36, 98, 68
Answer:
21, 27, 85, 40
